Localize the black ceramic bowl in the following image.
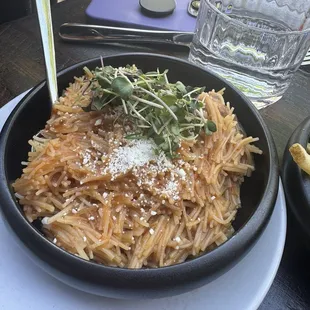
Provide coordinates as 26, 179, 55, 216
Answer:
283, 117, 310, 244
0, 53, 279, 299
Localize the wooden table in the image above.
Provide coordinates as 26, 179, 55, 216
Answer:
1, 0, 310, 308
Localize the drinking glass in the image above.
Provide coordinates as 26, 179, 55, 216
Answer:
189, 0, 310, 109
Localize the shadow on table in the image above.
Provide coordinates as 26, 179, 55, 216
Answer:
260, 206, 310, 310
0, 0, 58, 25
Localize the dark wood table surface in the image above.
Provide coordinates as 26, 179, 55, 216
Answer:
1, 0, 310, 309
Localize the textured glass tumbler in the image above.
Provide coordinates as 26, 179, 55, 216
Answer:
189, 0, 310, 109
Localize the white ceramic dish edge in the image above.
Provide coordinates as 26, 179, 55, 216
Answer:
0, 92, 286, 310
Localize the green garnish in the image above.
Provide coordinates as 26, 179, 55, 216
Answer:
84, 65, 217, 158
204, 120, 217, 136
111, 76, 134, 99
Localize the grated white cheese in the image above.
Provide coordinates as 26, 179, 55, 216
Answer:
82, 152, 91, 165
162, 180, 179, 201
41, 217, 50, 225
175, 168, 186, 179
104, 140, 158, 179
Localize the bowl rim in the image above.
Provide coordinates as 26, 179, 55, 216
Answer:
282, 116, 310, 238
0, 52, 279, 275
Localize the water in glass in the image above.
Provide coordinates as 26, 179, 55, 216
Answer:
189, 0, 310, 108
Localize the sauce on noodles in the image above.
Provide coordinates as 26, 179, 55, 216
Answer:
13, 66, 262, 268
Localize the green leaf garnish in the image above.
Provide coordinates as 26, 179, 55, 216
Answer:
171, 123, 180, 135
83, 65, 217, 157
95, 73, 111, 88
175, 81, 187, 95
153, 134, 165, 146
160, 94, 177, 106
125, 133, 142, 140
207, 120, 217, 132
111, 76, 133, 99
204, 124, 212, 136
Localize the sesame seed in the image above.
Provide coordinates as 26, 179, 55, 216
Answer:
83, 236, 87, 242
41, 217, 49, 225
162, 200, 165, 204
175, 236, 181, 243
52, 238, 57, 244
102, 192, 108, 198
150, 210, 157, 216
176, 168, 186, 179
149, 228, 155, 235
88, 216, 95, 221
211, 196, 216, 200
94, 119, 102, 126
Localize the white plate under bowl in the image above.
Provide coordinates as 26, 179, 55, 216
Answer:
0, 92, 286, 310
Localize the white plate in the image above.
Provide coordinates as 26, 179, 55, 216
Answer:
0, 92, 287, 310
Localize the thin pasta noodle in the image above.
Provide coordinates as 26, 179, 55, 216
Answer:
13, 73, 262, 269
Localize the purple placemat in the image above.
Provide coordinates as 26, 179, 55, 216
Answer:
86, 0, 197, 32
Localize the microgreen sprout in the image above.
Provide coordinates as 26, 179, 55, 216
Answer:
84, 65, 217, 157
